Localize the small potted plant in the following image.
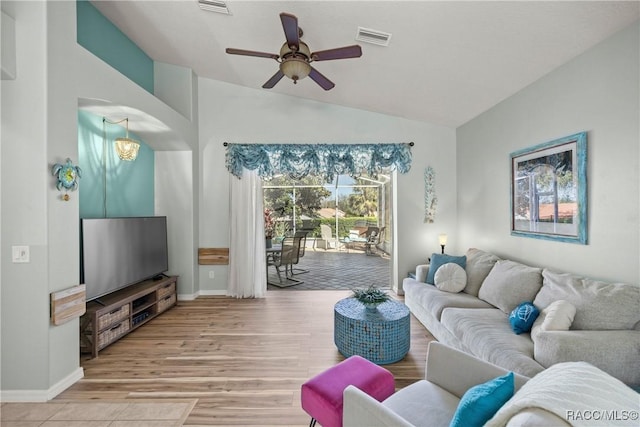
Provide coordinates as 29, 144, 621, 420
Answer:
352, 284, 389, 310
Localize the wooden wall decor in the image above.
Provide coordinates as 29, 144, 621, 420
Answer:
198, 248, 229, 265
51, 284, 86, 325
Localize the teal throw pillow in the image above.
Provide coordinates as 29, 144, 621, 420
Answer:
427, 253, 466, 285
450, 372, 515, 427
509, 302, 540, 334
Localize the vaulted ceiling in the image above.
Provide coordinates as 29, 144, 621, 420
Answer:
91, 1, 639, 128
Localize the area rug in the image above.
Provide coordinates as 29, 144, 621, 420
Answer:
0, 399, 197, 427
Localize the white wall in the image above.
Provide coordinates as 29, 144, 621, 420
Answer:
197, 79, 457, 294
457, 22, 639, 284
1, 1, 51, 395
1, 0, 198, 399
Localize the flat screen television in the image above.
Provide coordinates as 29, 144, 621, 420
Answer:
80, 216, 169, 302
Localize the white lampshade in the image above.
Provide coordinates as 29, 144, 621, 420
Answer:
280, 57, 311, 82
438, 233, 448, 246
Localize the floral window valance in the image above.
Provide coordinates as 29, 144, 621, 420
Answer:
225, 143, 412, 181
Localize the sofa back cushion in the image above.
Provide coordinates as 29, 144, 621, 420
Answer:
533, 269, 640, 330
478, 260, 543, 314
464, 248, 500, 296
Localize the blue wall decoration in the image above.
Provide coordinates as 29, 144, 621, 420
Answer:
52, 158, 82, 201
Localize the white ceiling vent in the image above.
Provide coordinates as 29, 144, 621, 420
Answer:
356, 27, 391, 46
198, 0, 231, 15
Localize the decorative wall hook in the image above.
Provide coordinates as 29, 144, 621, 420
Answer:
52, 158, 82, 201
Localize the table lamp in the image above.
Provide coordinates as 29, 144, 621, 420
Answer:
438, 233, 448, 254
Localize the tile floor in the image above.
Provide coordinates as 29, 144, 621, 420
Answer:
0, 400, 196, 427
267, 246, 390, 290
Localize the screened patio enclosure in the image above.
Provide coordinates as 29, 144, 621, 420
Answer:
263, 173, 393, 255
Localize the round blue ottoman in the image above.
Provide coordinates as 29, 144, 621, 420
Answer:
334, 298, 410, 365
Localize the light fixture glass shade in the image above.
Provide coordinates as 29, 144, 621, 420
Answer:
114, 137, 140, 161
438, 233, 448, 246
280, 57, 311, 82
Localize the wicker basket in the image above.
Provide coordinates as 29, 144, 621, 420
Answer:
98, 320, 130, 348
97, 304, 130, 331
157, 282, 176, 299
157, 294, 176, 313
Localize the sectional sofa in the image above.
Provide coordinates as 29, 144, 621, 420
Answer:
402, 248, 640, 386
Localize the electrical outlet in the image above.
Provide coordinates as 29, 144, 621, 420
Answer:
209, 271, 215, 279
12, 246, 30, 263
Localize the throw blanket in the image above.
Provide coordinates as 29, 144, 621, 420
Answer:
486, 362, 639, 427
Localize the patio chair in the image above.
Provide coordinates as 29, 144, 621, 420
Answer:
364, 226, 385, 256
291, 231, 309, 275
267, 236, 304, 287
317, 224, 337, 250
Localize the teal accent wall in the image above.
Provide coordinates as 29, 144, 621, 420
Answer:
76, 0, 154, 93
78, 110, 155, 218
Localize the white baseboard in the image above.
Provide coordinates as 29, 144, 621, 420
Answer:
197, 289, 227, 296
178, 289, 227, 300
1, 367, 84, 402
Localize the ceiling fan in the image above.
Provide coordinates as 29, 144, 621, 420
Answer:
225, 12, 362, 90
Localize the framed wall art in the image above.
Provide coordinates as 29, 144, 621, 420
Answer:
510, 132, 587, 244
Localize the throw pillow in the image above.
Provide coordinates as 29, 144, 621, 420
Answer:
509, 302, 540, 334
531, 299, 576, 340
434, 262, 467, 293
533, 268, 640, 330
463, 248, 501, 296
426, 253, 466, 285
450, 372, 515, 427
478, 260, 543, 314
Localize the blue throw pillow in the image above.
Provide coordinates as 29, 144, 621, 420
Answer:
509, 302, 540, 334
426, 253, 466, 285
450, 372, 515, 427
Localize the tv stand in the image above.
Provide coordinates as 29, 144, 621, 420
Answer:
80, 276, 178, 358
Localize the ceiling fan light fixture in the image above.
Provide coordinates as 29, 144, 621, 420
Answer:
280, 57, 311, 83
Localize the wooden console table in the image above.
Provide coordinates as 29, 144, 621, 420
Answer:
80, 275, 178, 358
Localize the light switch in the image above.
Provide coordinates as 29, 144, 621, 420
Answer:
12, 245, 30, 263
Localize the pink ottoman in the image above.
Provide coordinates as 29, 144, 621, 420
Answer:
301, 355, 395, 427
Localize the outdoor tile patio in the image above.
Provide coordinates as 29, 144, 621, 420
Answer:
267, 246, 390, 291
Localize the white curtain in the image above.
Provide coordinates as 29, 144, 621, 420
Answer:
228, 169, 267, 298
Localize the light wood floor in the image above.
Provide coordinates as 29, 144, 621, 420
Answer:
56, 290, 435, 426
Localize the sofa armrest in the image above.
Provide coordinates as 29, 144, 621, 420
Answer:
533, 330, 640, 385
426, 342, 529, 398
343, 385, 415, 427
415, 264, 429, 282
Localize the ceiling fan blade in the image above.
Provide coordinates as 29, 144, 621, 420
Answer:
308, 67, 335, 91
280, 12, 300, 50
226, 48, 279, 60
262, 70, 285, 89
312, 45, 362, 61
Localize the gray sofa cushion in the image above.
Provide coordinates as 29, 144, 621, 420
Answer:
478, 260, 543, 314
463, 248, 500, 296
534, 269, 640, 330
441, 308, 545, 378
383, 380, 459, 427
405, 280, 493, 320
